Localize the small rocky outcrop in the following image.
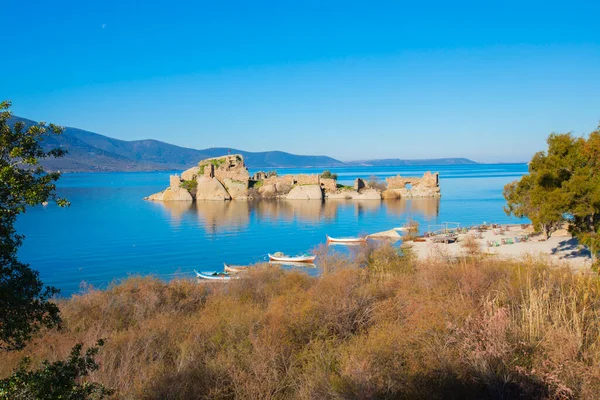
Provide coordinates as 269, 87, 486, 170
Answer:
286, 185, 323, 200
145, 154, 441, 202
145, 175, 193, 202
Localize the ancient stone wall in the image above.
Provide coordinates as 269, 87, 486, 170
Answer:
320, 178, 337, 192
263, 175, 294, 186
198, 154, 250, 182
294, 174, 320, 186
385, 172, 440, 197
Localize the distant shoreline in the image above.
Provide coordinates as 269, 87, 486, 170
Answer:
51, 162, 528, 174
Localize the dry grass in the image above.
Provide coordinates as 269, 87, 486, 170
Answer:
2, 244, 600, 399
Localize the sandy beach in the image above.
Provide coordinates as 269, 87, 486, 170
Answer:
406, 225, 593, 271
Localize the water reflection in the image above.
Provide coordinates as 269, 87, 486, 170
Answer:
384, 198, 440, 220
156, 198, 440, 230
195, 201, 251, 234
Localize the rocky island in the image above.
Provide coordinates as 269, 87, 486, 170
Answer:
145, 154, 441, 202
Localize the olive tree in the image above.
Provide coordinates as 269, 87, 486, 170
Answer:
504, 128, 600, 262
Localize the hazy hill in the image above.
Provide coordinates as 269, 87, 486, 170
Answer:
8, 117, 345, 171
8, 116, 478, 171
347, 158, 477, 166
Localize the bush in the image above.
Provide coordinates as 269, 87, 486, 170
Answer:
321, 170, 338, 180
179, 180, 197, 192
0, 341, 113, 399
2, 256, 600, 398
367, 175, 386, 191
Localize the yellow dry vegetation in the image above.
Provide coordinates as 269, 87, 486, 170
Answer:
1, 243, 600, 399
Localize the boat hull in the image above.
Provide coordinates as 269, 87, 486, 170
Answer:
326, 235, 366, 244
194, 270, 233, 281
268, 254, 316, 263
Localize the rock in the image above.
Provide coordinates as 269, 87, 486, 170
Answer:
381, 189, 403, 200
327, 189, 381, 200
181, 166, 200, 181
145, 188, 192, 201
223, 178, 248, 199
195, 177, 232, 201
275, 182, 292, 194
145, 190, 165, 201
327, 190, 358, 200
355, 189, 382, 200
162, 187, 193, 201
258, 184, 277, 198
286, 185, 323, 200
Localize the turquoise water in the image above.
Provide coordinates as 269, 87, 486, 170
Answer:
16, 164, 528, 296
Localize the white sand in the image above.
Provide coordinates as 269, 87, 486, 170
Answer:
406, 225, 592, 271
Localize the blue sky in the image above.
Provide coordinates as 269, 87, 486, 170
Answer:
2, 0, 600, 162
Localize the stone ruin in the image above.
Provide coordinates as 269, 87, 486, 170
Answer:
145, 154, 441, 202
383, 172, 441, 199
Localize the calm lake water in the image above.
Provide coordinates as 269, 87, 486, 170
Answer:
16, 164, 528, 296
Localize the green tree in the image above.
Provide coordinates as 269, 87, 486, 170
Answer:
1, 101, 111, 398
0, 340, 113, 399
504, 129, 600, 261
0, 101, 68, 350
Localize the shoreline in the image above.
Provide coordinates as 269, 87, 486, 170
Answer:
405, 224, 593, 271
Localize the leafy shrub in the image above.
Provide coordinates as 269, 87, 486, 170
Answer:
179, 180, 197, 192
0, 341, 113, 399
321, 170, 338, 180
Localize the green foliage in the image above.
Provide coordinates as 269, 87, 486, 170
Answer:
251, 180, 263, 189
336, 184, 353, 190
210, 158, 226, 168
504, 128, 600, 260
198, 164, 205, 175
0, 101, 69, 350
321, 170, 338, 180
179, 179, 197, 192
0, 340, 113, 399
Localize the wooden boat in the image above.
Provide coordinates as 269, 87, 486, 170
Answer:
326, 235, 366, 244
269, 261, 317, 268
223, 263, 250, 274
268, 253, 316, 263
194, 270, 234, 281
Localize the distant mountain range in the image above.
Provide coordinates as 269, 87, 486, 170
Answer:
9, 116, 477, 172
347, 158, 477, 166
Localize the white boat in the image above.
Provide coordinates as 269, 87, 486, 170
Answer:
326, 235, 366, 243
269, 261, 317, 268
194, 270, 234, 281
268, 253, 316, 263
223, 263, 250, 274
